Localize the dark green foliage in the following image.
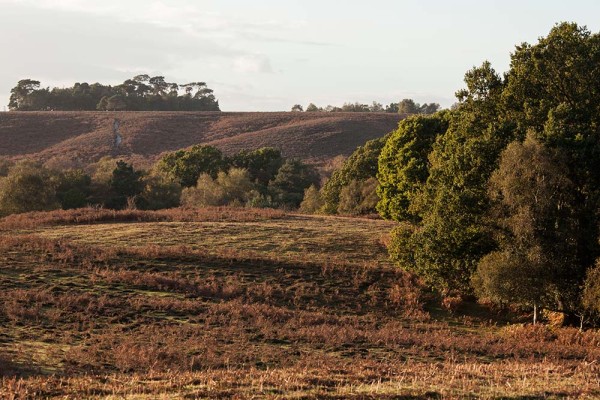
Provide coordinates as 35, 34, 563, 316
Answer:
337, 177, 379, 215
157, 145, 226, 188
397, 99, 441, 116
376, 113, 449, 221
108, 161, 144, 209
140, 176, 182, 210
56, 169, 92, 210
229, 148, 284, 188
385, 61, 513, 293
321, 137, 386, 214
268, 160, 320, 208
383, 23, 600, 307
473, 137, 580, 312
8, 75, 220, 111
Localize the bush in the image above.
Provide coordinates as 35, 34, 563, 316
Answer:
321, 138, 385, 214
56, 169, 92, 210
141, 175, 182, 210
0, 161, 59, 216
182, 168, 255, 207
156, 145, 226, 188
337, 178, 379, 215
268, 160, 320, 208
299, 185, 323, 213
582, 261, 600, 315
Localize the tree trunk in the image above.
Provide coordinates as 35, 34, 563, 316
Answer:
533, 304, 537, 325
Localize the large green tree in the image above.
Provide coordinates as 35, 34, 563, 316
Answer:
385, 61, 514, 293
156, 145, 226, 188
473, 136, 580, 317
377, 112, 449, 222
383, 22, 600, 305
229, 147, 283, 188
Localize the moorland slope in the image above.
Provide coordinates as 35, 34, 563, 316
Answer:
0, 111, 401, 167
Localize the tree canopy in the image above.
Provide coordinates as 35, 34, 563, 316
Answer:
381, 22, 600, 316
8, 75, 220, 111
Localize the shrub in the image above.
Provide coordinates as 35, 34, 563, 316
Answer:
268, 160, 320, 208
337, 178, 379, 215
141, 175, 182, 210
0, 161, 59, 217
299, 185, 323, 214
182, 168, 255, 207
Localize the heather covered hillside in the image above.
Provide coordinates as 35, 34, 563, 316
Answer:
0, 111, 401, 168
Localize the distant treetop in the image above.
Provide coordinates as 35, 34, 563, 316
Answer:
8, 75, 220, 112
295, 99, 440, 115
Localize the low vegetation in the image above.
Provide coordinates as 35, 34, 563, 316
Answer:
1, 209, 600, 398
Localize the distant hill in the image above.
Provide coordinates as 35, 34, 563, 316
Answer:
0, 111, 401, 168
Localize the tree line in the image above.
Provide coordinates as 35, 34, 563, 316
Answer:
307, 22, 600, 326
291, 99, 440, 115
8, 75, 220, 111
0, 146, 318, 217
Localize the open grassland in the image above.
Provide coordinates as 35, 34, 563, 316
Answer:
1, 208, 600, 399
0, 111, 401, 168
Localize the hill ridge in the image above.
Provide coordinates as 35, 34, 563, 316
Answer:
0, 111, 401, 168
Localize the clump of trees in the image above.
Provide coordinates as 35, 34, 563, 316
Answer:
0, 146, 320, 217
319, 137, 386, 215
378, 23, 600, 325
294, 99, 440, 115
8, 75, 220, 111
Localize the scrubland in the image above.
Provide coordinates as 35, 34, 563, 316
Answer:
0, 208, 599, 399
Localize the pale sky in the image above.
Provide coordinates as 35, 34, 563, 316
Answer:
1, 0, 599, 111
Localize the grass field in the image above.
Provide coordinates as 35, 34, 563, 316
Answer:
1, 208, 600, 399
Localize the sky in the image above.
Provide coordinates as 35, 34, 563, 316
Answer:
1, 0, 600, 111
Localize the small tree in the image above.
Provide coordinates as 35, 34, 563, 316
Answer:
268, 160, 320, 208
182, 168, 255, 207
109, 161, 144, 209
582, 261, 600, 321
156, 145, 226, 188
306, 103, 321, 112
291, 104, 304, 112
56, 169, 92, 209
321, 137, 385, 214
141, 175, 182, 210
473, 135, 580, 320
0, 158, 14, 177
299, 185, 324, 213
0, 162, 59, 216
